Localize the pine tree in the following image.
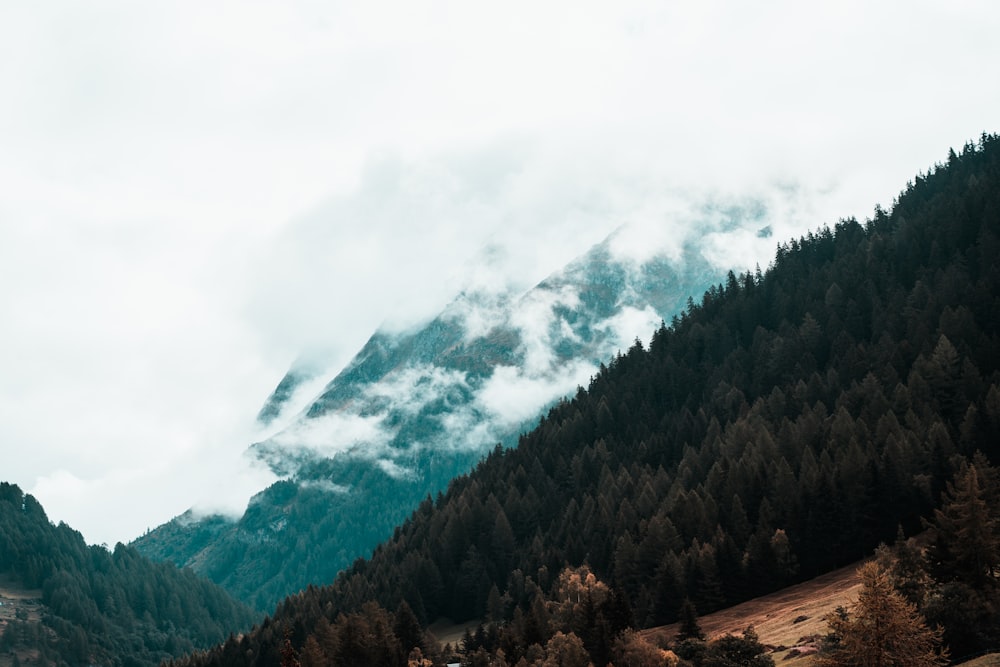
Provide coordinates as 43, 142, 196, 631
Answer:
675, 598, 705, 642
816, 562, 947, 667
921, 461, 1000, 658
924, 464, 1000, 589
280, 628, 300, 667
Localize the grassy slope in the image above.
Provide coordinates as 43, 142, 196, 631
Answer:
958, 656, 1000, 666
639, 562, 998, 666
642, 563, 862, 665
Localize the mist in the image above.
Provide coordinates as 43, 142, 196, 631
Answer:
1, 0, 997, 545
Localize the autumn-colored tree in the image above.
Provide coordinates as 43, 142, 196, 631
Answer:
817, 562, 947, 667
611, 629, 679, 667
550, 564, 611, 633
407, 646, 433, 667
542, 631, 592, 667
874, 528, 932, 608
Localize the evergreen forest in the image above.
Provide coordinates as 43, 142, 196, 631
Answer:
170, 135, 1000, 666
0, 483, 258, 666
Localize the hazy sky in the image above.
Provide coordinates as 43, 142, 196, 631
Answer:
1, 0, 998, 546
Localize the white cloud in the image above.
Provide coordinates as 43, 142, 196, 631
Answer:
595, 306, 664, 352
0, 0, 997, 545
259, 363, 470, 466
511, 285, 583, 375
298, 478, 351, 495
376, 459, 415, 480
363, 365, 470, 417
268, 412, 391, 458
475, 361, 598, 427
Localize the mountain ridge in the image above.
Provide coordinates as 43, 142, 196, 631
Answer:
136, 225, 727, 609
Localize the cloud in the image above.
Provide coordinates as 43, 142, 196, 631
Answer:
450, 292, 514, 342
1, 0, 998, 545
298, 478, 350, 495
511, 285, 584, 375
260, 363, 471, 468
267, 412, 391, 459
595, 306, 664, 351
32, 448, 277, 543
363, 365, 471, 417
376, 459, 415, 480
474, 361, 598, 428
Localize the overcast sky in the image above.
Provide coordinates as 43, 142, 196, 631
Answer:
1, 0, 998, 547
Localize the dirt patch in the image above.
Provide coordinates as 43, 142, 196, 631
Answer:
0, 573, 42, 600
0, 572, 45, 647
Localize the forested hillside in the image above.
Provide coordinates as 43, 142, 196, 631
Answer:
0, 483, 257, 666
135, 227, 719, 612
173, 135, 1000, 666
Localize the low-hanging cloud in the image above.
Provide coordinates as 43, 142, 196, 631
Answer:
267, 412, 391, 460
473, 360, 598, 428
2, 0, 998, 546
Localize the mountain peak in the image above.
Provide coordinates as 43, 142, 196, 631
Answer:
137, 222, 723, 609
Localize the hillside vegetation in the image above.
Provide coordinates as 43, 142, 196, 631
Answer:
0, 483, 257, 666
173, 135, 1000, 666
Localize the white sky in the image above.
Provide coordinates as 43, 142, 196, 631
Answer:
1, 0, 998, 546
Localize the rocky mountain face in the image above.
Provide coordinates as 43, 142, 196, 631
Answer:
134, 228, 724, 609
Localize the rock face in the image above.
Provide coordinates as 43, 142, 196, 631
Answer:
134, 228, 722, 610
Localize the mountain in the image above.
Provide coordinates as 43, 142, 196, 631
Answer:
168, 135, 1000, 666
0, 482, 257, 667
135, 227, 724, 609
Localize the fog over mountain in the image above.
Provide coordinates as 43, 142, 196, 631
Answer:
135, 214, 757, 607
254, 225, 721, 477
3, 1, 998, 547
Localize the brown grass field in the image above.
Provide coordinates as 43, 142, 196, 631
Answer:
640, 562, 998, 666
642, 562, 863, 664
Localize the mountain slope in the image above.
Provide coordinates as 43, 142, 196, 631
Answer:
0, 482, 257, 667
169, 135, 1000, 666
136, 228, 723, 609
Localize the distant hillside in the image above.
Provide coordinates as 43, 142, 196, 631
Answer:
136, 228, 722, 610
0, 482, 257, 667
169, 135, 1000, 666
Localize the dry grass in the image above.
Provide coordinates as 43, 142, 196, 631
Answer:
958, 656, 1000, 666
642, 563, 864, 665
